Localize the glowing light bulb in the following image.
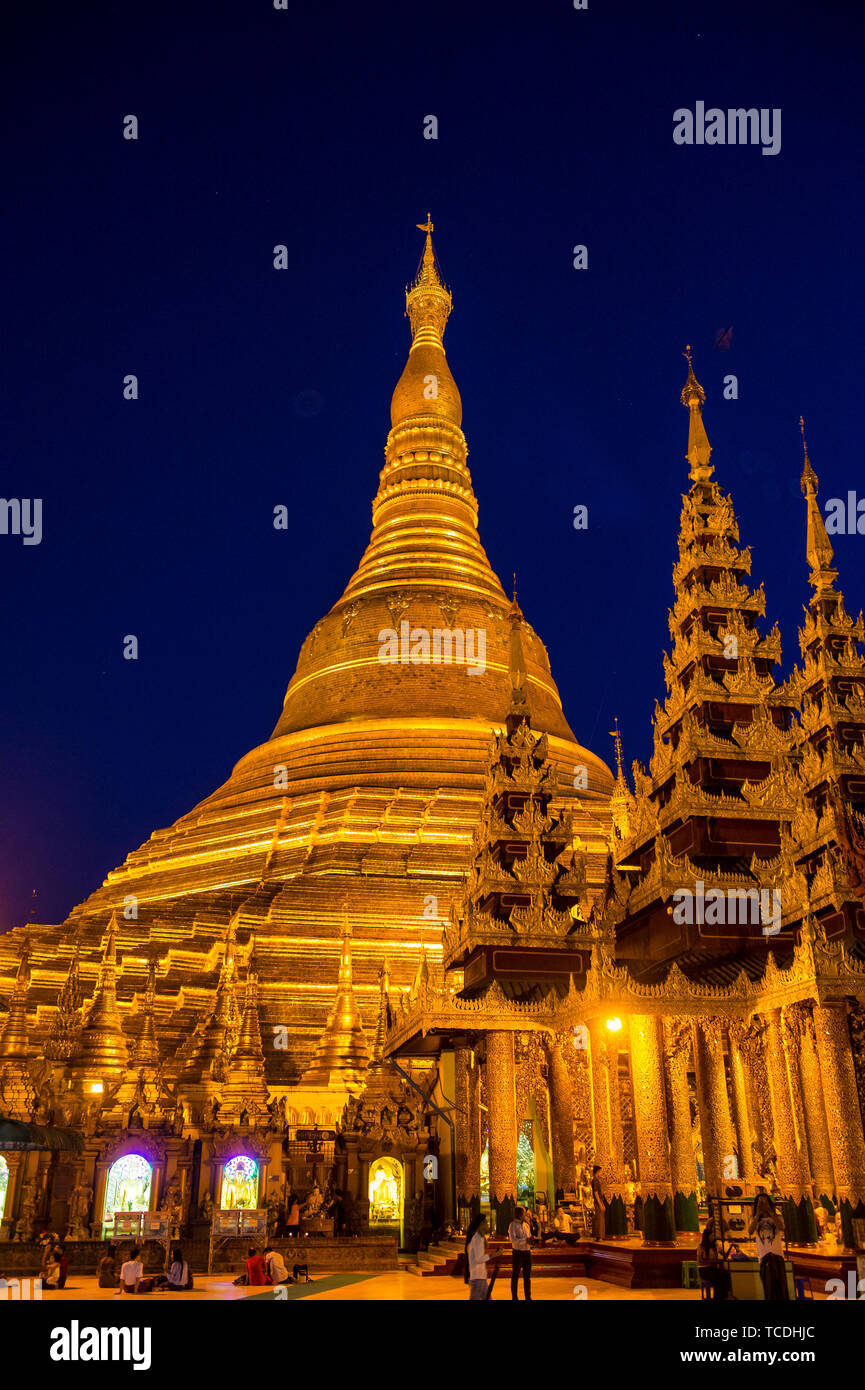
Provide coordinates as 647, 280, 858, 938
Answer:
605, 1017, 622, 1033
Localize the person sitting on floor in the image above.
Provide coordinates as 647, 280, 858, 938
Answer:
98, 1244, 119, 1289
119, 1246, 144, 1295
245, 1246, 268, 1285
41, 1252, 61, 1290
161, 1246, 193, 1291
263, 1245, 291, 1286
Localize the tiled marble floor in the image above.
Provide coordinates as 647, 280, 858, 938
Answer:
14, 1273, 708, 1302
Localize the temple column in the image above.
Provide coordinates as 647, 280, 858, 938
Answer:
763, 1007, 810, 1200
454, 1046, 481, 1213
630, 1015, 674, 1241
546, 1035, 576, 1199
0, 1152, 25, 1238
813, 1003, 865, 1245
692, 1018, 735, 1198
485, 1032, 517, 1234
587, 1017, 626, 1233
663, 1017, 699, 1232
728, 1025, 758, 1193
789, 1004, 835, 1208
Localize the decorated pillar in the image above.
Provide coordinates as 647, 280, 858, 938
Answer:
453, 1046, 481, 1212
813, 1002, 865, 1246
787, 1003, 835, 1208
587, 1016, 626, 1233
629, 1015, 674, 1241
485, 1031, 517, 1234
692, 1018, 735, 1197
0, 1152, 25, 1239
663, 1017, 699, 1232
727, 1024, 758, 1191
763, 1007, 810, 1200
546, 1035, 576, 1199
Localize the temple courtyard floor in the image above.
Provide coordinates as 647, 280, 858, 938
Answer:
15, 1273, 829, 1301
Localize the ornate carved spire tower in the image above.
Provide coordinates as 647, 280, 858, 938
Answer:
783, 422, 865, 933
610, 351, 798, 968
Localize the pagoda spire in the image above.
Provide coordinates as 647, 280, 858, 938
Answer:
799, 417, 838, 596
232, 938, 266, 1070
324, 217, 506, 615
681, 346, 713, 482
608, 718, 631, 845
506, 592, 530, 720
0, 939, 31, 1061
183, 910, 242, 1078
45, 935, 84, 1061
370, 960, 391, 1065
66, 915, 128, 1081
300, 908, 370, 1089
130, 956, 160, 1069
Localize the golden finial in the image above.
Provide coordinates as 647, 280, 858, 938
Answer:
608, 717, 625, 781
798, 416, 836, 595
680, 346, 712, 481
416, 213, 434, 235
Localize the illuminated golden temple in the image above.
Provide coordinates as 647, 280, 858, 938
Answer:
1, 223, 864, 1279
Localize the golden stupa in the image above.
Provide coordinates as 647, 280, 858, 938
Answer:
10, 220, 613, 1079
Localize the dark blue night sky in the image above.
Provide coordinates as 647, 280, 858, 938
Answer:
3, 0, 864, 929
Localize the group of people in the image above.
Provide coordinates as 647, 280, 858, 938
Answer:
96, 1244, 193, 1294
463, 1206, 535, 1302
698, 1193, 790, 1301
242, 1245, 308, 1287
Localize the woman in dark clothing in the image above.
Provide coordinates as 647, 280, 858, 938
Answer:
97, 1244, 119, 1289
697, 1218, 734, 1300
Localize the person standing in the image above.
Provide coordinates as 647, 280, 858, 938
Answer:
328, 1188, 347, 1238
591, 1166, 607, 1238
465, 1213, 489, 1301
286, 1194, 300, 1237
56, 1245, 69, 1289
749, 1194, 789, 1300
508, 1206, 532, 1301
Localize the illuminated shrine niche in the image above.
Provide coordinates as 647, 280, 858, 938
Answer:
368, 1155, 402, 1224
480, 1142, 490, 1205
220, 1155, 259, 1210
517, 1121, 535, 1202
0, 1155, 8, 1222
103, 1154, 152, 1225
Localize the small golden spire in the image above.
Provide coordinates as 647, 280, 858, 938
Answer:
0, 938, 32, 1061
799, 416, 837, 595
608, 720, 630, 844
300, 904, 369, 1088
680, 346, 713, 482
67, 914, 129, 1079
609, 717, 625, 782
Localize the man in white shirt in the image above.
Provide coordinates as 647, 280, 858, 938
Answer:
119, 1246, 143, 1294
508, 1206, 532, 1301
264, 1245, 289, 1286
